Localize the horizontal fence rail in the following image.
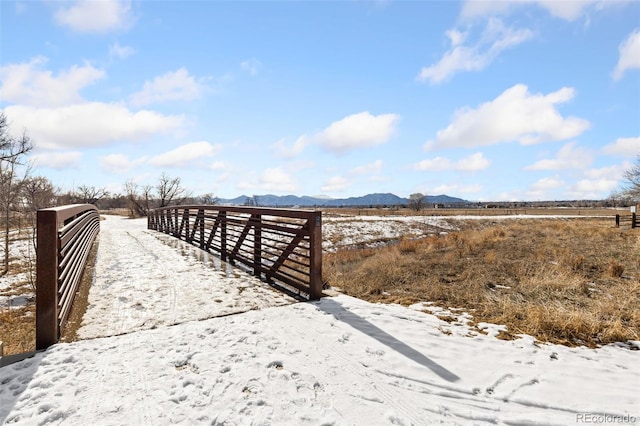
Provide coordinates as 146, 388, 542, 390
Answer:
36, 204, 100, 349
148, 205, 323, 299
615, 213, 637, 229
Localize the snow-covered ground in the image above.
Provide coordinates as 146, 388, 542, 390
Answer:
78, 216, 295, 339
0, 229, 35, 309
1, 213, 638, 425
321, 214, 605, 251
322, 215, 452, 251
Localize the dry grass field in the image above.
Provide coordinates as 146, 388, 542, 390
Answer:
324, 216, 639, 347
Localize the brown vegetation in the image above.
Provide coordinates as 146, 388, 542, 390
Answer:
324, 217, 640, 347
0, 306, 35, 356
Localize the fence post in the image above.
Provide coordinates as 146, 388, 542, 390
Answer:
253, 214, 261, 277
616, 214, 620, 227
220, 210, 227, 261
633, 213, 637, 229
36, 210, 59, 350
198, 209, 205, 249
308, 211, 323, 300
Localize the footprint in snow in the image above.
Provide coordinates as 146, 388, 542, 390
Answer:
338, 333, 351, 343
267, 361, 284, 370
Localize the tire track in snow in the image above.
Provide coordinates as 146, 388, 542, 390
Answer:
125, 230, 179, 325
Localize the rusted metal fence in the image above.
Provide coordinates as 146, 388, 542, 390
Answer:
148, 205, 323, 299
615, 213, 637, 228
36, 204, 100, 349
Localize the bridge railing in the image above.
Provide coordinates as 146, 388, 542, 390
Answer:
148, 205, 323, 299
36, 204, 100, 349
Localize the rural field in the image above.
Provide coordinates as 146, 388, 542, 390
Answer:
322, 209, 639, 348
1, 208, 638, 356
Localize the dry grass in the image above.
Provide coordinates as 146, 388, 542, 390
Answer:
0, 306, 35, 355
324, 218, 640, 347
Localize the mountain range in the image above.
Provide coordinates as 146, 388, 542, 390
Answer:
217, 193, 468, 207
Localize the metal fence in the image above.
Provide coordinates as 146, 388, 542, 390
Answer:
148, 205, 323, 299
36, 204, 100, 349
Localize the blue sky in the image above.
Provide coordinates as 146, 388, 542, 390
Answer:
1, 0, 639, 201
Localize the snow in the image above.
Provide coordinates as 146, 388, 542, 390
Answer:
78, 216, 295, 339
321, 214, 606, 251
1, 214, 638, 425
323, 215, 452, 251
0, 229, 35, 308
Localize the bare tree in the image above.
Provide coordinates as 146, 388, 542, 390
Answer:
157, 173, 189, 207
244, 194, 260, 207
124, 174, 191, 217
615, 154, 640, 203
0, 112, 32, 161
0, 111, 34, 275
408, 193, 425, 211
77, 185, 109, 206
19, 176, 56, 288
125, 180, 153, 217
199, 193, 219, 205
22, 176, 56, 210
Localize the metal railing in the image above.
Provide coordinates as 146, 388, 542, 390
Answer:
36, 204, 100, 349
148, 205, 323, 299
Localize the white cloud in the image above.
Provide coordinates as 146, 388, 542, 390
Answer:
612, 29, 640, 81
564, 163, 630, 199
456, 152, 491, 171
210, 161, 228, 171
271, 136, 309, 159
321, 176, 350, 193
459, 0, 514, 21
524, 142, 593, 170
54, 0, 133, 33
130, 68, 206, 107
417, 18, 534, 84
352, 160, 383, 175
425, 84, 590, 150
568, 178, 618, 199
526, 176, 564, 201
273, 112, 399, 158
460, 0, 602, 22
4, 103, 185, 150
315, 112, 400, 153
413, 152, 490, 172
413, 157, 452, 172
237, 168, 300, 193
530, 176, 564, 191
109, 42, 136, 60
99, 154, 146, 174
431, 183, 483, 195
602, 136, 640, 156
583, 162, 629, 180
29, 151, 82, 169
148, 142, 222, 167
0, 57, 105, 107
316, 161, 386, 192
241, 58, 262, 76
259, 168, 298, 192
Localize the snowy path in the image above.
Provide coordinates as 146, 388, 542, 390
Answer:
0, 215, 638, 425
77, 215, 296, 339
